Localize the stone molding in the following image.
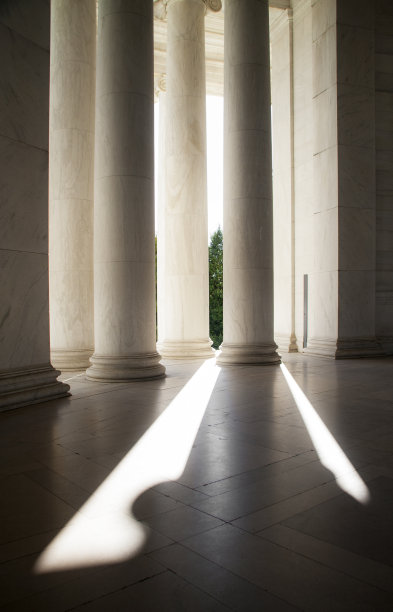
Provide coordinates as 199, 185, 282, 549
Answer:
50, 349, 93, 371
275, 334, 298, 353
304, 337, 385, 359
86, 354, 165, 382
154, 0, 222, 20
217, 343, 281, 366
0, 365, 70, 412
157, 340, 215, 360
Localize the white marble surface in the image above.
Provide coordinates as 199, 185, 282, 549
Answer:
0, 4, 69, 408
157, 0, 213, 359
271, 10, 297, 352
87, 0, 164, 381
218, 0, 279, 365
0, 23, 49, 151
49, 0, 95, 370
293, 0, 313, 349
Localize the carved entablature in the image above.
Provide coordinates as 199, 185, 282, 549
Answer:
153, 0, 222, 20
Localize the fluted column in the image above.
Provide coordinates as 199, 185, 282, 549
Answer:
157, 0, 220, 359
217, 0, 280, 366
86, 0, 165, 381
49, 0, 95, 370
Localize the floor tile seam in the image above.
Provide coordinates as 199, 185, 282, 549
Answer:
0, 528, 59, 565
196, 459, 328, 503
24, 469, 86, 512
245, 464, 384, 532
157, 565, 234, 611
11, 566, 170, 612
177, 532, 303, 611
257, 524, 393, 597
26, 464, 92, 506
194, 455, 320, 497
220, 476, 342, 524
148, 544, 299, 611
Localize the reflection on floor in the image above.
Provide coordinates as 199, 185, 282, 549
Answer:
1, 353, 393, 610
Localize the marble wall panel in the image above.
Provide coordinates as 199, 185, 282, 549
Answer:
0, 0, 50, 49
375, 72, 393, 91
0, 137, 47, 253
376, 35, 393, 56
376, 271, 393, 291
376, 12, 393, 36
338, 271, 376, 338
337, 84, 375, 149
338, 208, 375, 271
312, 27, 336, 96
311, 0, 335, 42
313, 207, 338, 273
0, 22, 49, 150
308, 270, 338, 341
313, 87, 337, 153
337, 25, 374, 88
338, 144, 376, 209
337, 0, 374, 29
293, 0, 313, 347
0, 252, 50, 370
376, 53, 393, 75
312, 147, 338, 213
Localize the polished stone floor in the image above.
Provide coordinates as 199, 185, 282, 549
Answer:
1, 353, 393, 610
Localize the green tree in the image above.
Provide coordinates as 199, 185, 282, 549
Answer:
209, 227, 223, 349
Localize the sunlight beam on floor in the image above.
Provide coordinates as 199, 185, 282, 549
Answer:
34, 359, 221, 573
280, 363, 370, 505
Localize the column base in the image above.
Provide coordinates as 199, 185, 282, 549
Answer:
275, 334, 298, 354
216, 343, 281, 366
157, 339, 215, 360
304, 337, 386, 359
86, 353, 166, 382
0, 364, 70, 412
51, 348, 93, 371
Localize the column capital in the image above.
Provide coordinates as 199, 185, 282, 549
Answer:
154, 0, 222, 20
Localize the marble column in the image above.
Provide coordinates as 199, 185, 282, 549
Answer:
86, 0, 165, 381
49, 0, 95, 370
217, 0, 280, 366
156, 0, 219, 359
0, 0, 69, 410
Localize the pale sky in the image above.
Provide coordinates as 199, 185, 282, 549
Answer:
155, 95, 224, 242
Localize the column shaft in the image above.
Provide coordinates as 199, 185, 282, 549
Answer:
157, 0, 214, 359
86, 0, 164, 381
49, 0, 95, 370
217, 0, 280, 366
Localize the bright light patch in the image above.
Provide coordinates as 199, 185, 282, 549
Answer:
35, 359, 220, 573
280, 363, 370, 505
